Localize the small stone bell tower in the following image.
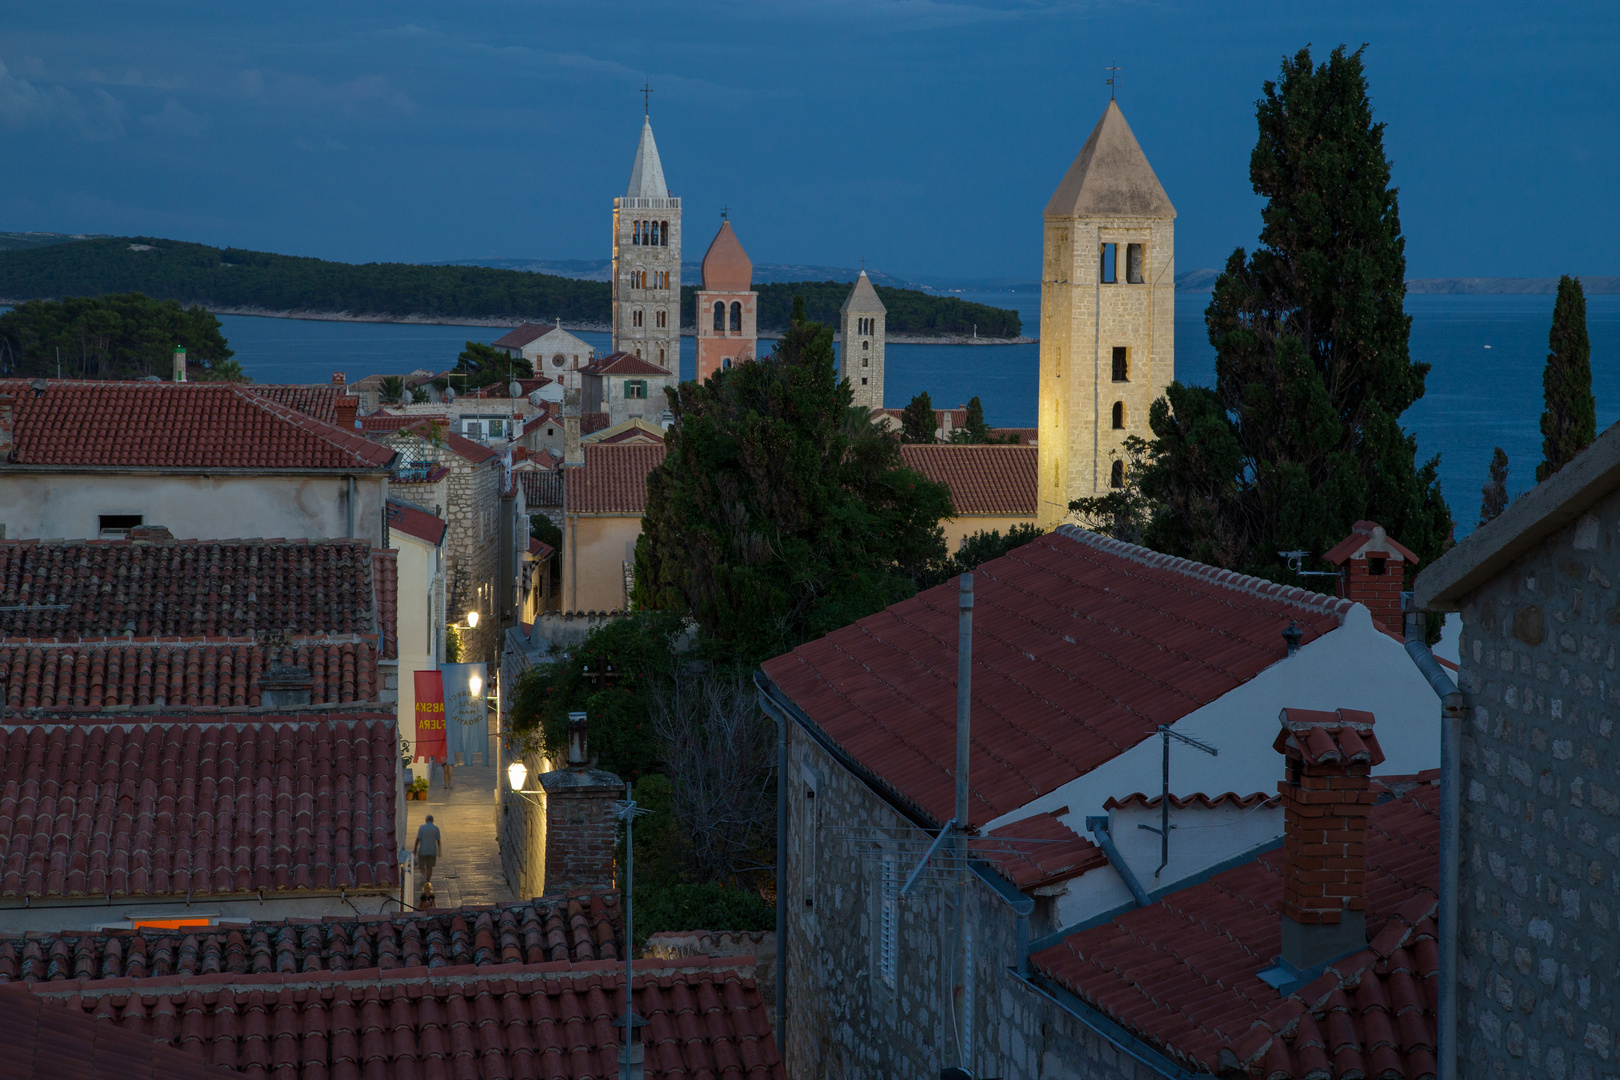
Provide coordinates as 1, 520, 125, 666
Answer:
840, 271, 886, 412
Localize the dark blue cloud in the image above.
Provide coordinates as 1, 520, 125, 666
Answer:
0, 1, 1615, 279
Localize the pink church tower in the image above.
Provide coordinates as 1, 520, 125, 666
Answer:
695, 215, 757, 383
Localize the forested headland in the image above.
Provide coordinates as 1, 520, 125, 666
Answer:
0, 235, 1022, 337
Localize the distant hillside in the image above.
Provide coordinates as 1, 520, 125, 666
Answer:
0, 231, 106, 252
0, 235, 1021, 336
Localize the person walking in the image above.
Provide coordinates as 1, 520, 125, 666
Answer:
414, 814, 442, 883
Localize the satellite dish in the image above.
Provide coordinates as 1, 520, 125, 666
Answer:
444, 386, 456, 403
509, 380, 523, 398
528, 390, 545, 408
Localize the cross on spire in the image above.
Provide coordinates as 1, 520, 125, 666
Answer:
641, 82, 654, 114
721, 205, 729, 220
1105, 61, 1121, 100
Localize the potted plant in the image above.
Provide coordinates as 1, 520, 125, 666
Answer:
410, 776, 430, 801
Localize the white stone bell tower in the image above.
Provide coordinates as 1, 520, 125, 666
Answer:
839, 271, 886, 412
612, 114, 682, 373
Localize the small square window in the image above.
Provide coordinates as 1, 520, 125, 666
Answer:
99, 514, 142, 538
1112, 347, 1129, 382
1367, 556, 1387, 576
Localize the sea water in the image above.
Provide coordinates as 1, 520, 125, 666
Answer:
217, 292, 1620, 539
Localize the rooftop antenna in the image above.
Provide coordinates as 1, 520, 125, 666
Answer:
1137, 725, 1219, 878
1105, 61, 1121, 100
640, 81, 653, 115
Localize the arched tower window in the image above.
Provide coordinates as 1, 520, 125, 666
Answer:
1112, 401, 1125, 429
634, 221, 642, 246
656, 310, 666, 328
722, 357, 732, 371
633, 309, 644, 328
1110, 459, 1125, 488
730, 302, 742, 331
661, 221, 669, 247
712, 301, 725, 331
862, 340, 869, 351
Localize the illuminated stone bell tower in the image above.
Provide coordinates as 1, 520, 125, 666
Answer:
1037, 99, 1175, 528
612, 113, 682, 373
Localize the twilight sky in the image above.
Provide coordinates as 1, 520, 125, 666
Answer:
1, 1, 1615, 282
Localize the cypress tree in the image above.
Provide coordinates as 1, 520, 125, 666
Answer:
1535, 275, 1594, 481
1479, 447, 1509, 526
1136, 45, 1451, 581
900, 391, 936, 443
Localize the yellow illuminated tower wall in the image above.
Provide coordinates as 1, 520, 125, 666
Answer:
1037, 100, 1176, 528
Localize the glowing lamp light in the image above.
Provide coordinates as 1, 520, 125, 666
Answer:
507, 760, 528, 792
469, 672, 484, 699
465, 610, 480, 629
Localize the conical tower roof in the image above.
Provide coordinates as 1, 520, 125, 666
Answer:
1045, 100, 1174, 219
700, 220, 752, 291
840, 270, 885, 314
626, 116, 669, 199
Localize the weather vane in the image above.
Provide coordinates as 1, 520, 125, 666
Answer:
1105, 62, 1121, 99
641, 81, 653, 114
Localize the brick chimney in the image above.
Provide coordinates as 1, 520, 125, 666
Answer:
331, 371, 347, 387
536, 711, 622, 893
561, 388, 583, 465
335, 394, 358, 429
1273, 707, 1384, 972
1323, 520, 1416, 636
0, 395, 13, 461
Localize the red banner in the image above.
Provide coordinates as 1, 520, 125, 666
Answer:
414, 669, 447, 762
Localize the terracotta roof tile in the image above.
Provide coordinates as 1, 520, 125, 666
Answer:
385, 500, 447, 546
0, 895, 622, 983
565, 443, 666, 515
0, 538, 381, 640
0, 638, 380, 710
244, 385, 341, 424
1274, 708, 1386, 767
23, 958, 782, 1080
491, 323, 557, 349
371, 550, 397, 660
0, 982, 245, 1078
521, 470, 564, 508
0, 381, 395, 470
899, 444, 1037, 516
581, 411, 610, 435
1103, 791, 1278, 811
1030, 778, 1440, 1076
360, 412, 449, 433
974, 812, 1106, 890
0, 713, 397, 900
582, 352, 673, 378
761, 526, 1353, 826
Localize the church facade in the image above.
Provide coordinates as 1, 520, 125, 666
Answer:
1036, 100, 1175, 528
612, 116, 682, 373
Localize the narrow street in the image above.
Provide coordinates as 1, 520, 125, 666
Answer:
405, 761, 517, 908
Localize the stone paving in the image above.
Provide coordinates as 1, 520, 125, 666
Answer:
405, 761, 517, 909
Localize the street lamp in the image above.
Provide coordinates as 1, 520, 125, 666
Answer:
465, 610, 480, 629
507, 759, 527, 793
469, 671, 484, 699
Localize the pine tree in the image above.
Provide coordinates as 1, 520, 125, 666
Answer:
1536, 275, 1594, 482
900, 391, 936, 443
1136, 45, 1451, 582
631, 315, 951, 664
1479, 447, 1509, 526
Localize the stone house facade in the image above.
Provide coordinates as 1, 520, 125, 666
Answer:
1416, 423, 1620, 1080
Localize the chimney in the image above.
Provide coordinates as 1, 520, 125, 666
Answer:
258, 658, 314, 708
0, 395, 13, 461
562, 388, 583, 465
1273, 707, 1384, 973
332, 371, 347, 387
173, 346, 187, 382
1324, 521, 1415, 636
128, 524, 173, 541
536, 712, 622, 893
335, 394, 358, 429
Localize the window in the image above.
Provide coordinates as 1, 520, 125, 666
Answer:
1368, 556, 1388, 576
1100, 242, 1118, 283
487, 418, 505, 438
722, 357, 731, 371
862, 340, 869, 351
1110, 459, 1125, 488
546, 427, 554, 437
658, 348, 665, 365
800, 771, 819, 908
632, 221, 640, 246
712, 301, 725, 331
1112, 401, 1125, 429
650, 221, 660, 246
861, 357, 869, 367
878, 851, 897, 988
656, 310, 666, 328
1112, 346, 1129, 382
861, 377, 868, 385
1126, 243, 1144, 284
730, 302, 742, 332
632, 309, 644, 328
552, 353, 565, 369
98, 514, 142, 538
661, 220, 669, 246
625, 380, 648, 399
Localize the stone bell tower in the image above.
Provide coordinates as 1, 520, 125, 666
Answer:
1036, 99, 1175, 527
839, 271, 886, 412
612, 114, 682, 374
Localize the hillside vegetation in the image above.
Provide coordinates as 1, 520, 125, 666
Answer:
0, 235, 1022, 337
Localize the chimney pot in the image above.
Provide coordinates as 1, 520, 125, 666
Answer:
1325, 521, 1413, 636
335, 394, 359, 429
568, 710, 588, 766
332, 372, 347, 386
1273, 707, 1385, 973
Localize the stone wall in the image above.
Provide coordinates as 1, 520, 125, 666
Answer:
500, 747, 550, 900
1455, 494, 1620, 1079
444, 453, 503, 663
782, 719, 1167, 1080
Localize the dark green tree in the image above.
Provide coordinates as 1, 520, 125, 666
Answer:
900, 390, 936, 444
1480, 447, 1510, 526
0, 292, 231, 380
452, 340, 531, 389
631, 315, 951, 664
378, 375, 406, 404
1135, 45, 1451, 582
1536, 275, 1595, 482
948, 395, 1001, 444
949, 523, 1046, 575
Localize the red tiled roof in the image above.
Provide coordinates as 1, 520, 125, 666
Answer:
1103, 791, 1277, 811
372, 549, 397, 660
1031, 778, 1440, 1075
521, 470, 564, 509
0, 539, 382, 640
0, 638, 380, 710
583, 352, 672, 377
529, 537, 555, 560
974, 812, 1106, 890
582, 411, 610, 435
492, 323, 557, 349
386, 499, 447, 546
246, 385, 341, 424
25, 957, 783, 1080
989, 427, 1038, 445
0, 713, 397, 900
1323, 519, 1419, 567
360, 412, 449, 433
565, 443, 666, 515
595, 425, 666, 445
899, 444, 1038, 516
0, 381, 395, 470
0, 982, 245, 1079
0, 894, 622, 983
760, 526, 1353, 827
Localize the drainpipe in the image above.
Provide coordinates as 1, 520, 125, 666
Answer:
1403, 594, 1465, 1080
954, 573, 973, 1074
1086, 815, 1151, 907
346, 476, 356, 539
775, 678, 788, 1046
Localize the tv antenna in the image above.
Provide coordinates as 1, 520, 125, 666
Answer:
1279, 550, 1340, 580
1105, 61, 1121, 99
1136, 725, 1219, 878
